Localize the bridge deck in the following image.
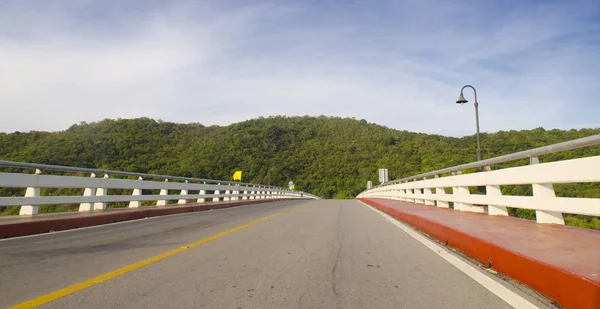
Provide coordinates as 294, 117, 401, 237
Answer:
0, 200, 551, 309
359, 198, 600, 309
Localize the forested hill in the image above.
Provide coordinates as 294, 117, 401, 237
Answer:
0, 116, 598, 200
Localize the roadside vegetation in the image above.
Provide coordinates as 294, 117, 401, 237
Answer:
1, 116, 598, 229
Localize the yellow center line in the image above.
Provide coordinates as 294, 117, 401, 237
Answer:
9, 203, 311, 309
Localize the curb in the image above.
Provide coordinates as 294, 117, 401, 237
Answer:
358, 198, 600, 309
0, 199, 295, 239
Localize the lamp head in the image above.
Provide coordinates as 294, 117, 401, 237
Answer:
456, 93, 468, 104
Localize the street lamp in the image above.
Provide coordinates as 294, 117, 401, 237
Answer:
456, 85, 482, 162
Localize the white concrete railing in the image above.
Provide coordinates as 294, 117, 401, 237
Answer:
357, 134, 600, 224
0, 161, 319, 215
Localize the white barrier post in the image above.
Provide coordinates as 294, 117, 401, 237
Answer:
197, 182, 206, 203
530, 157, 564, 224
19, 169, 42, 215
178, 180, 188, 204
79, 173, 97, 212
484, 166, 508, 216
423, 177, 435, 206
213, 183, 221, 202
224, 184, 231, 201
129, 177, 143, 208
414, 181, 424, 204
157, 179, 169, 206
454, 171, 485, 213
435, 175, 449, 208
94, 174, 109, 210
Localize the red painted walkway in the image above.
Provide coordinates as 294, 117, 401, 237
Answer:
358, 198, 600, 309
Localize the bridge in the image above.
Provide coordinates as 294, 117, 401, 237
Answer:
0, 135, 599, 309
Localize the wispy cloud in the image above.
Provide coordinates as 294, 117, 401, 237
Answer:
0, 0, 598, 135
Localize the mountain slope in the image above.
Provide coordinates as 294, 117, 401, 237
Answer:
1, 116, 599, 227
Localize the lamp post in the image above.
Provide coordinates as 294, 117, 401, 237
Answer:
456, 85, 482, 163
456, 85, 486, 195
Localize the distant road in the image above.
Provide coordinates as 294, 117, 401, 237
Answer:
0, 200, 552, 308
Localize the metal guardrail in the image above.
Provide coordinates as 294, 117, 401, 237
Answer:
0, 160, 280, 189
358, 134, 600, 225
374, 134, 600, 188
0, 161, 320, 215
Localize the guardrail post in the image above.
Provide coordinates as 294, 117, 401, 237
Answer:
486, 185, 507, 215
197, 182, 206, 203
224, 184, 231, 201
213, 183, 221, 202
434, 175, 449, 208
414, 181, 424, 204
232, 185, 238, 201
157, 179, 169, 206
19, 169, 42, 215
178, 181, 188, 204
94, 174, 109, 210
530, 157, 564, 224
397, 184, 406, 201
423, 177, 435, 206
453, 171, 468, 211
79, 173, 97, 212
453, 171, 485, 213
129, 177, 143, 208
483, 166, 508, 216
386, 187, 394, 200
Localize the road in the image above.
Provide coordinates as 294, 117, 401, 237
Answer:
0, 200, 553, 308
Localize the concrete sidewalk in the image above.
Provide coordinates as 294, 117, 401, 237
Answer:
358, 198, 600, 309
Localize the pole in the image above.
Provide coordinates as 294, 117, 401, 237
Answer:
460, 85, 485, 194
460, 85, 483, 164
474, 101, 482, 163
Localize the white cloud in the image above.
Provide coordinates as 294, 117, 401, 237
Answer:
0, 0, 598, 135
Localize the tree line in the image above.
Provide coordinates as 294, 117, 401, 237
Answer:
0, 116, 598, 229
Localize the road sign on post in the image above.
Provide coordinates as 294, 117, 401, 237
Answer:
378, 168, 388, 184
288, 181, 294, 190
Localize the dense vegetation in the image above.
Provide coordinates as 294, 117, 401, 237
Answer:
0, 116, 598, 229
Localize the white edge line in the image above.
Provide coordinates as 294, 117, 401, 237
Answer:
0, 200, 288, 242
357, 200, 539, 309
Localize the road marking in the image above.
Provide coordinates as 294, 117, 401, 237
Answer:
358, 201, 539, 309
8, 202, 310, 309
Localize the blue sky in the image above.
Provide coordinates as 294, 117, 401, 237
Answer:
0, 0, 598, 136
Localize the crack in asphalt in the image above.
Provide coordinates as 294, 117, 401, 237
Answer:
330, 202, 343, 309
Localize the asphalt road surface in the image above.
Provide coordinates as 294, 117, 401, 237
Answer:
0, 200, 554, 309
